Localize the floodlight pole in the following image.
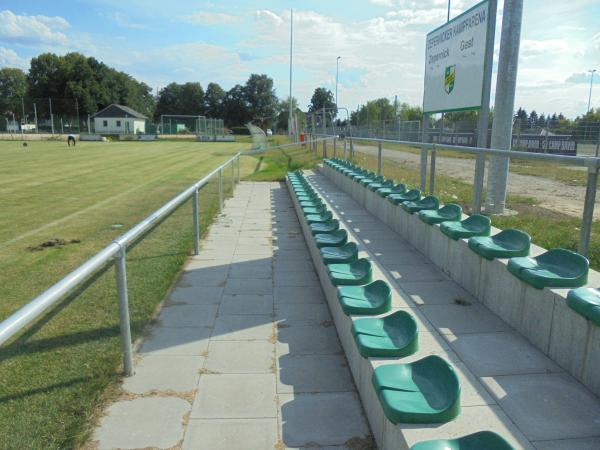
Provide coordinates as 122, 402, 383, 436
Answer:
288, 9, 294, 138
33, 103, 38, 133
588, 69, 597, 113
335, 57, 341, 114
472, 0, 497, 213
49, 98, 54, 135
485, 0, 523, 214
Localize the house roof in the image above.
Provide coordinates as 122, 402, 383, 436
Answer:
92, 104, 148, 120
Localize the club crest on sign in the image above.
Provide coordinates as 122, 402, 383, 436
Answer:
444, 65, 456, 94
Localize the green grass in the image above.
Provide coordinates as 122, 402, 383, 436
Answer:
0, 139, 258, 449
0, 137, 321, 450
351, 149, 600, 269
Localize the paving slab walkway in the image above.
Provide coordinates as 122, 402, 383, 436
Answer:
92, 182, 372, 450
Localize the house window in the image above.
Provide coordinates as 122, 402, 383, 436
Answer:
103, 120, 108, 127
116, 120, 121, 127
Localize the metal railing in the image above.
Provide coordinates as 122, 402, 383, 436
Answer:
312, 134, 600, 257
0, 136, 329, 376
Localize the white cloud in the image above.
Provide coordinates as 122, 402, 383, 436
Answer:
179, 11, 240, 26
106, 12, 148, 30
0, 10, 69, 46
0, 46, 28, 69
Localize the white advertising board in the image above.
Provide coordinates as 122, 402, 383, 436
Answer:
423, 0, 489, 114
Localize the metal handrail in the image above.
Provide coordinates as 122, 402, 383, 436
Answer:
314, 133, 599, 256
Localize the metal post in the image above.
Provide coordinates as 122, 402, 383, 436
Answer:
429, 145, 437, 194
33, 103, 38, 133
49, 98, 54, 135
323, 139, 327, 158
333, 137, 337, 158
115, 248, 134, 376
420, 115, 429, 191
193, 189, 200, 256
579, 166, 599, 255
219, 169, 223, 211
473, 0, 497, 213
377, 141, 383, 176
350, 138, 354, 162
485, 0, 523, 213
231, 159, 235, 189
237, 155, 241, 182
343, 139, 347, 160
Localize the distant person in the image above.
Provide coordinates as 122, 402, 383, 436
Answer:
67, 134, 76, 147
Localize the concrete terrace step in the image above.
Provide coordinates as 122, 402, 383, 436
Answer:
92, 182, 372, 450
291, 169, 600, 450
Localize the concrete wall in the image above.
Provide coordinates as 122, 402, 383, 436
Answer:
321, 162, 600, 398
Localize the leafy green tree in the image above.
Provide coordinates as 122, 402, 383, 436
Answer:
222, 84, 251, 126
276, 96, 306, 132
309, 87, 336, 114
0, 68, 27, 119
204, 82, 225, 118
243, 74, 277, 125
154, 82, 204, 120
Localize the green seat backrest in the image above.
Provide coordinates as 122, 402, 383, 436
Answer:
493, 229, 531, 250
438, 203, 462, 218
462, 214, 491, 230
411, 356, 460, 410
536, 248, 589, 277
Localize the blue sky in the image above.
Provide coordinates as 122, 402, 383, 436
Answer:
0, 0, 599, 117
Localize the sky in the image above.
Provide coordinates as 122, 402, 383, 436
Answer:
0, 0, 599, 118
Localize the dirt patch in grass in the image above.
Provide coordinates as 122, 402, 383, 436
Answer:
28, 237, 81, 251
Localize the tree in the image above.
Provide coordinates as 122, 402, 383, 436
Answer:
309, 87, 336, 114
204, 82, 225, 118
243, 74, 277, 125
350, 98, 395, 128
276, 96, 306, 132
0, 68, 27, 119
222, 84, 251, 126
528, 110, 538, 128
154, 82, 204, 120
397, 103, 423, 122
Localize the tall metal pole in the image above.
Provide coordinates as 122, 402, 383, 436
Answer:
484, 0, 523, 214
472, 0, 497, 213
33, 103, 38, 133
75, 98, 80, 132
588, 69, 597, 113
335, 56, 341, 113
288, 9, 294, 137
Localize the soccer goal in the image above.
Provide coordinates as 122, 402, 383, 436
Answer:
159, 115, 204, 135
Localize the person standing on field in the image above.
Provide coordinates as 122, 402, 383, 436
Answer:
67, 134, 76, 147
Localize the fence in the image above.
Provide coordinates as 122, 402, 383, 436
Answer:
306, 132, 599, 257
309, 119, 600, 157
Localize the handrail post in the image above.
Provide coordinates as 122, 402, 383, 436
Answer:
333, 137, 337, 158
323, 138, 327, 158
193, 188, 200, 256
231, 159, 235, 190
343, 139, 347, 160
429, 144, 437, 194
350, 138, 354, 162
579, 165, 599, 256
115, 246, 134, 377
219, 168, 223, 211
472, 154, 486, 213
377, 141, 383, 176
237, 154, 240, 182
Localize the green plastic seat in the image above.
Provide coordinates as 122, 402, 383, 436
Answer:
418, 204, 462, 225
377, 183, 406, 197
321, 242, 359, 264
297, 194, 318, 203
440, 215, 491, 240
354, 171, 375, 182
410, 431, 515, 450
361, 175, 384, 187
303, 205, 327, 216
567, 288, 600, 326
468, 229, 531, 260
300, 199, 323, 208
350, 169, 367, 180
310, 219, 340, 235
370, 179, 393, 192
338, 280, 392, 315
402, 195, 440, 214
314, 229, 348, 248
352, 310, 419, 358
507, 248, 589, 289
327, 258, 373, 286
306, 211, 333, 224
372, 355, 461, 424
388, 189, 421, 205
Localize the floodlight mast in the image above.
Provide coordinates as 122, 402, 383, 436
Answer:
288, 9, 294, 138
588, 69, 597, 113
